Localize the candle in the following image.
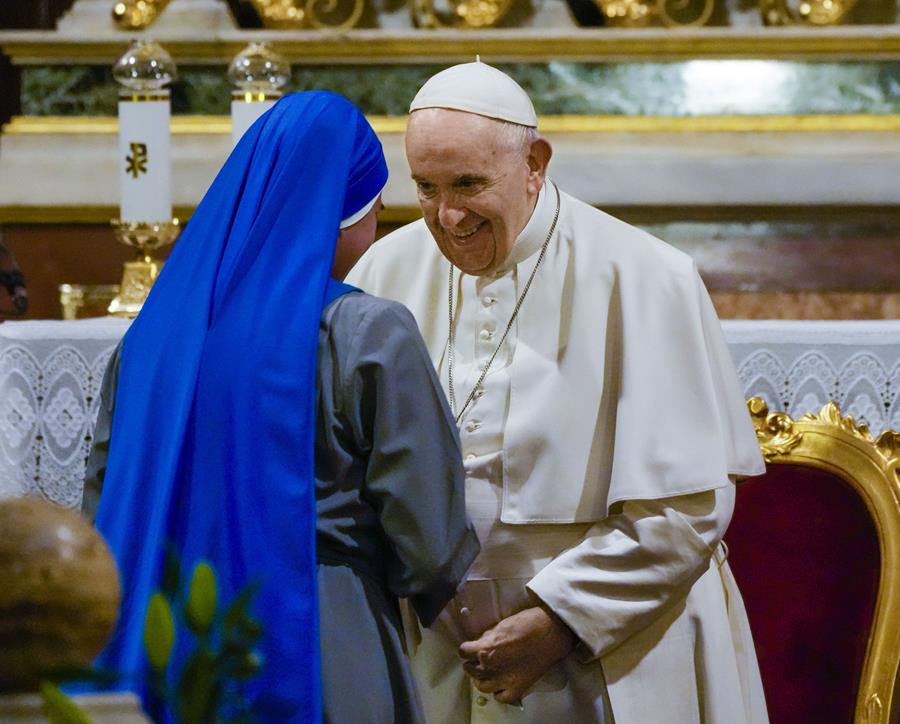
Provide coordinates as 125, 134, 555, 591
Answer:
228, 42, 290, 147
113, 40, 177, 224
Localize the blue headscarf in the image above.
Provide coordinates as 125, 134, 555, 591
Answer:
95, 91, 388, 721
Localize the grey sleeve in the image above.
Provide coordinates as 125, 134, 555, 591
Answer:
343, 301, 480, 627
82, 343, 122, 522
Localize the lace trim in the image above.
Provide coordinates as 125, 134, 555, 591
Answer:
736, 350, 899, 437
0, 343, 117, 507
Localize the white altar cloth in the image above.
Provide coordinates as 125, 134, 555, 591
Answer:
0, 317, 897, 507
0, 318, 131, 507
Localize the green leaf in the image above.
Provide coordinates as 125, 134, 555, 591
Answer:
233, 649, 264, 681
223, 581, 260, 636
176, 648, 219, 724
39, 681, 93, 724
186, 561, 218, 635
39, 664, 119, 687
161, 544, 182, 601
143, 592, 176, 671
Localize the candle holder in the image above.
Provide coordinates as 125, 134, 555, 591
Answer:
111, 39, 177, 317
228, 42, 290, 145
107, 219, 180, 317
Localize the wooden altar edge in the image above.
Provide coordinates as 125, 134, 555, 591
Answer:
5, 114, 900, 135
1, 27, 900, 64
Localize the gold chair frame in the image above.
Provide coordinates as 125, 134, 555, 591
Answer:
747, 397, 900, 724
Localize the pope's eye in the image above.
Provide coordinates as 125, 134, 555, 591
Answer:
417, 182, 436, 197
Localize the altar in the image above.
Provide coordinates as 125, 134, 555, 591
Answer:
0, 316, 897, 508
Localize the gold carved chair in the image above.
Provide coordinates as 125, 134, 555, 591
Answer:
726, 399, 899, 724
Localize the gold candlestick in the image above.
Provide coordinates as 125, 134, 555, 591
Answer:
107, 219, 180, 317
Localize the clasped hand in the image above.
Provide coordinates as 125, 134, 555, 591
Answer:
458, 605, 577, 705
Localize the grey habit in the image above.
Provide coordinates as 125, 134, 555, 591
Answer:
84, 292, 480, 724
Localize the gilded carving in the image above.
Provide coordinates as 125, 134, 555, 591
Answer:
111, 0, 172, 29
747, 397, 803, 459
248, 0, 365, 29
862, 693, 883, 724
745, 397, 899, 723
595, 0, 714, 26
759, 0, 857, 26
410, 0, 516, 28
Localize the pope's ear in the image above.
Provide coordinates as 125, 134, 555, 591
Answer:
526, 137, 552, 189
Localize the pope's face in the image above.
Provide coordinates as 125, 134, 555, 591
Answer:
406, 109, 546, 276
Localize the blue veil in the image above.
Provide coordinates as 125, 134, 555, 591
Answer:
95, 92, 388, 721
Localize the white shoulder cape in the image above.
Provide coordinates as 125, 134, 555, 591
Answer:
347, 188, 765, 523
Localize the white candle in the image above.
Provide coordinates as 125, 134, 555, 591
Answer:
118, 94, 172, 224
231, 95, 278, 147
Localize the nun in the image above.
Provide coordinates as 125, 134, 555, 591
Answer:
84, 91, 479, 723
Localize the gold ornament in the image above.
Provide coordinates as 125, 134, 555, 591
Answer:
248, 0, 365, 29
111, 0, 172, 29
760, 0, 855, 25
594, 0, 713, 26
107, 219, 181, 317
411, 0, 516, 28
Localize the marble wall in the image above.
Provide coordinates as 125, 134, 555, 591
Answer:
18, 61, 900, 116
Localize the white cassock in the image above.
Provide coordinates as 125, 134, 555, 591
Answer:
346, 181, 769, 724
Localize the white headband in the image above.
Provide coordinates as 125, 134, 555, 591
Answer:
340, 188, 383, 229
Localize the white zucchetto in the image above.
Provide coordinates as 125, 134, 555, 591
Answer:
409, 61, 538, 128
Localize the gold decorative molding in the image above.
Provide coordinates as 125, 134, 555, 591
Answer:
111, 0, 172, 29
761, 0, 857, 26
747, 396, 803, 459
597, 0, 714, 28
2, 28, 899, 64
862, 693, 883, 724
410, 0, 516, 29
5, 114, 900, 136
247, 0, 366, 30
747, 397, 900, 724
5, 202, 900, 226
0, 205, 199, 225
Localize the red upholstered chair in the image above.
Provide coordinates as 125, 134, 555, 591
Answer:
726, 399, 900, 724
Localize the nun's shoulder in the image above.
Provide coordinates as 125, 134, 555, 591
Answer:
323, 291, 420, 343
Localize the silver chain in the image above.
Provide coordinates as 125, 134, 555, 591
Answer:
448, 183, 561, 423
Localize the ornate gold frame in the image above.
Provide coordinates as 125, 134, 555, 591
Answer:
6, 114, 899, 136
2, 28, 900, 64
748, 398, 900, 724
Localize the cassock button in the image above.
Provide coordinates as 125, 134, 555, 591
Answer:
476, 696, 488, 707
465, 453, 476, 461
465, 420, 481, 432
481, 295, 496, 307
479, 328, 495, 341
460, 606, 472, 616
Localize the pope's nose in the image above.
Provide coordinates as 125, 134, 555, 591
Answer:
438, 203, 468, 230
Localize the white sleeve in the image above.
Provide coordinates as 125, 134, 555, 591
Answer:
526, 483, 735, 660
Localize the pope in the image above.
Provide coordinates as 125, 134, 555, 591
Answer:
347, 62, 770, 724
